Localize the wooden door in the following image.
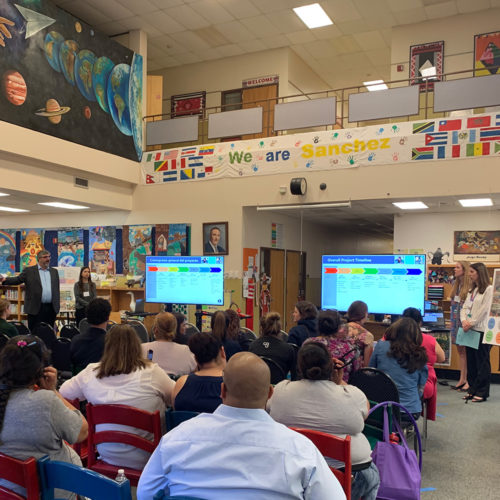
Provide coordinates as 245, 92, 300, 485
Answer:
269, 249, 285, 319
242, 84, 277, 139
285, 251, 301, 332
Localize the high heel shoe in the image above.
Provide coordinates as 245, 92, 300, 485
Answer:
451, 382, 466, 390
462, 394, 473, 400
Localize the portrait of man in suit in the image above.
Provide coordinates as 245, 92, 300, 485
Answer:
203, 223, 228, 255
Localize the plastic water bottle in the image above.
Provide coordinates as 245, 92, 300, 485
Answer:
115, 469, 127, 484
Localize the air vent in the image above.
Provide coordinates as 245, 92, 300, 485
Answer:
74, 177, 89, 189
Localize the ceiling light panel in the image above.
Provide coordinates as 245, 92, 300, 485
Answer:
458, 198, 493, 207
293, 4, 333, 29
0, 206, 29, 212
38, 202, 89, 209
393, 201, 429, 210
363, 79, 388, 91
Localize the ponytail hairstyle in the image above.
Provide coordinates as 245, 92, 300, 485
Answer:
259, 312, 282, 337
211, 310, 229, 342
295, 301, 318, 321
0, 335, 50, 437
298, 342, 332, 381
317, 309, 341, 337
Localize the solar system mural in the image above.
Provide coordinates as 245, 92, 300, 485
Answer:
0, 0, 143, 161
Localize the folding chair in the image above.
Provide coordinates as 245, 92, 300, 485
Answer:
86, 403, 162, 486
59, 324, 79, 340
126, 319, 149, 343
0, 333, 9, 352
8, 321, 31, 336
38, 456, 131, 500
259, 356, 286, 385
32, 322, 57, 350
290, 428, 351, 500
165, 407, 199, 431
0, 452, 40, 500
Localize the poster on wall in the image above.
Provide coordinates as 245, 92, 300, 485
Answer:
20, 228, 44, 270
171, 91, 205, 118
122, 225, 152, 276
484, 269, 500, 346
453, 231, 500, 261
57, 229, 84, 267
56, 266, 80, 312
474, 31, 500, 76
409, 41, 444, 91
89, 226, 116, 275
0, 229, 16, 274
155, 224, 188, 256
0, 0, 143, 161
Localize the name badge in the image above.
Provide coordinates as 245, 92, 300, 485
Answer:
454, 295, 460, 302
83, 291, 90, 297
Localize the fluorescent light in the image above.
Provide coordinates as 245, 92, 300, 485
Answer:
363, 80, 388, 91
38, 202, 89, 209
0, 192, 9, 197
293, 3, 333, 29
393, 201, 428, 210
459, 198, 493, 207
257, 202, 351, 211
0, 206, 29, 212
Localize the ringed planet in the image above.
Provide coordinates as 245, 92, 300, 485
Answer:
35, 98, 70, 124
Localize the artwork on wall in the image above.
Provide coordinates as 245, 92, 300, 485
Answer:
155, 224, 189, 256
409, 41, 444, 91
89, 226, 116, 275
484, 269, 500, 346
57, 229, 84, 267
0, 0, 143, 161
454, 231, 500, 260
0, 229, 16, 274
171, 91, 206, 118
203, 222, 228, 255
122, 224, 152, 276
474, 31, 500, 76
20, 228, 44, 269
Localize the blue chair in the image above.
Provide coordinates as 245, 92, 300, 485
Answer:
38, 456, 131, 500
153, 492, 204, 500
165, 408, 199, 431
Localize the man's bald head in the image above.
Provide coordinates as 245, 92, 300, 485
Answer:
221, 352, 272, 409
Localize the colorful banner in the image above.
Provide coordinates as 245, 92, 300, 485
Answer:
0, 229, 16, 275
484, 269, 500, 346
122, 225, 152, 276
89, 226, 117, 275
57, 229, 84, 267
20, 228, 44, 270
155, 224, 188, 256
141, 113, 500, 184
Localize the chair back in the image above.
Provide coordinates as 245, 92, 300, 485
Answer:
59, 324, 79, 340
239, 327, 256, 340
31, 322, 57, 349
279, 330, 289, 341
126, 319, 149, 343
0, 452, 40, 500
78, 318, 90, 336
8, 321, 31, 336
290, 428, 351, 499
86, 403, 162, 486
259, 356, 286, 385
51, 337, 72, 372
165, 408, 199, 431
0, 333, 9, 352
184, 322, 200, 342
38, 456, 131, 500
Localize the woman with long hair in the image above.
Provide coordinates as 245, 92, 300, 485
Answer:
225, 308, 253, 351
369, 318, 428, 418
211, 310, 241, 360
0, 335, 87, 499
449, 261, 471, 391
73, 266, 97, 326
172, 312, 188, 344
141, 312, 196, 376
287, 300, 318, 347
268, 342, 380, 500
60, 324, 174, 469
172, 332, 225, 413
249, 312, 297, 384
459, 262, 493, 403
0, 298, 17, 338
342, 300, 374, 366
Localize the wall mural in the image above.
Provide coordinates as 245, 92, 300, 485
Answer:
0, 0, 143, 161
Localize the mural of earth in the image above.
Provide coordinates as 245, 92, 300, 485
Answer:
107, 63, 131, 136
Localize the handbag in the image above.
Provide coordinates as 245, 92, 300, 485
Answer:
456, 326, 481, 349
370, 401, 422, 500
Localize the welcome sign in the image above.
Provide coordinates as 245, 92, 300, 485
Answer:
141, 113, 500, 184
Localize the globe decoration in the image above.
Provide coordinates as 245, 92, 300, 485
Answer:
92, 56, 114, 113
129, 53, 143, 161
44, 31, 64, 72
58, 40, 79, 85
75, 49, 96, 101
107, 63, 132, 136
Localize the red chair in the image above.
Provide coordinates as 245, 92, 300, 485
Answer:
86, 403, 162, 486
0, 452, 40, 500
290, 428, 351, 500
66, 398, 88, 465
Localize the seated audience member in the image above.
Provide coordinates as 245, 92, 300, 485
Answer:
268, 342, 380, 500
0, 298, 18, 338
172, 312, 188, 345
249, 312, 297, 384
305, 310, 360, 383
70, 298, 111, 372
341, 300, 374, 366
402, 307, 445, 420
172, 333, 225, 413
0, 335, 87, 499
287, 301, 318, 347
369, 318, 428, 419
225, 308, 253, 351
211, 310, 242, 360
137, 352, 346, 500
60, 324, 174, 470
141, 312, 196, 376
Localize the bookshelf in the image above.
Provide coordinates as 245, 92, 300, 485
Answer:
2, 285, 24, 322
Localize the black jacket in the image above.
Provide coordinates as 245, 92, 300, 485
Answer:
70, 326, 106, 372
287, 318, 318, 347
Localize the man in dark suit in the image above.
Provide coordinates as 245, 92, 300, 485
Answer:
204, 226, 225, 254
0, 249, 60, 331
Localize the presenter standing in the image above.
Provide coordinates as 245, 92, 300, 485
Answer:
74, 266, 97, 326
0, 249, 60, 331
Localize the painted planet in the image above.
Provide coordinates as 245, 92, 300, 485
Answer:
84, 105, 91, 119
75, 21, 82, 33
129, 53, 143, 161
58, 39, 79, 85
44, 31, 64, 72
3, 70, 27, 106
92, 56, 114, 113
35, 98, 70, 124
107, 63, 132, 136
75, 49, 96, 101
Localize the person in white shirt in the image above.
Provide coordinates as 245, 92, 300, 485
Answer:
137, 351, 346, 500
60, 324, 174, 469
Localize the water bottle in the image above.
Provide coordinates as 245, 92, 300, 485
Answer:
115, 469, 127, 484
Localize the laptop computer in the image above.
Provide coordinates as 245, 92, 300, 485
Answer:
422, 310, 446, 329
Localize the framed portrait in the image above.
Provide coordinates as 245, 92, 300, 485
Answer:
203, 222, 228, 256
409, 41, 444, 91
474, 31, 500, 76
171, 91, 206, 118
